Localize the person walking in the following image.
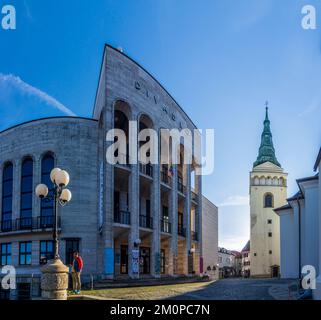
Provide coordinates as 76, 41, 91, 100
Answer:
71, 251, 83, 294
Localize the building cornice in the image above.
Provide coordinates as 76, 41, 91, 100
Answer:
0, 116, 97, 136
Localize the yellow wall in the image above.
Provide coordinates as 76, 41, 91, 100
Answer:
250, 161, 287, 277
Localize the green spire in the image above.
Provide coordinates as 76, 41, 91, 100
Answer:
253, 104, 281, 168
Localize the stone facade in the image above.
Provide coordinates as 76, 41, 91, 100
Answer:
201, 196, 218, 279
0, 45, 218, 298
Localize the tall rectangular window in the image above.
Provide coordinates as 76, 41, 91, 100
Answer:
19, 241, 32, 265
40, 240, 54, 265
1, 163, 13, 232
20, 158, 33, 229
0, 243, 12, 266
40, 154, 54, 226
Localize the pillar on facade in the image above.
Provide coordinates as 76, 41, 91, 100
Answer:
151, 162, 161, 278
103, 105, 115, 279
195, 171, 203, 275
33, 156, 41, 219
168, 164, 178, 275
12, 159, 21, 220
128, 113, 140, 279
183, 164, 191, 275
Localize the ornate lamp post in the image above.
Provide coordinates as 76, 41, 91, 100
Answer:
35, 168, 72, 300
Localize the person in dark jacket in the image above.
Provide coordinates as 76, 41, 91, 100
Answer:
71, 251, 83, 294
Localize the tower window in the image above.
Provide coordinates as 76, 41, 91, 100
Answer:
268, 219, 272, 224
268, 232, 272, 237
264, 193, 274, 208
269, 250, 272, 255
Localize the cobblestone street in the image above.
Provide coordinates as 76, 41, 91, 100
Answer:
170, 278, 299, 300
81, 278, 299, 300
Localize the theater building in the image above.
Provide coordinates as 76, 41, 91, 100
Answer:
0, 45, 218, 298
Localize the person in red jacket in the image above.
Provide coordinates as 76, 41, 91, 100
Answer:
71, 251, 83, 294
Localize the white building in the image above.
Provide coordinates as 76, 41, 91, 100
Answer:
218, 247, 235, 278
275, 147, 321, 300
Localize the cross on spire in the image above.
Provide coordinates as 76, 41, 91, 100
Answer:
265, 101, 269, 121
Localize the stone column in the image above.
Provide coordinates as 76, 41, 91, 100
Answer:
184, 164, 191, 275
168, 164, 178, 275
103, 104, 115, 279
33, 156, 41, 218
128, 113, 140, 279
195, 172, 203, 274
12, 159, 21, 220
151, 161, 161, 278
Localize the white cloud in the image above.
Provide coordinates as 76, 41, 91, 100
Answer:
298, 100, 321, 117
218, 195, 249, 207
0, 73, 76, 116
219, 235, 249, 252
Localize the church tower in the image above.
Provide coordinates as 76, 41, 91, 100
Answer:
250, 106, 287, 277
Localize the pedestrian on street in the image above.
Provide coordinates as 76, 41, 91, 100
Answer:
71, 251, 83, 294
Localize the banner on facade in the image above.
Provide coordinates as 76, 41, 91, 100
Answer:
132, 249, 139, 274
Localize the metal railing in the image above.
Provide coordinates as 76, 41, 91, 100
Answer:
177, 181, 186, 194
191, 191, 198, 202
161, 219, 172, 233
139, 162, 153, 178
161, 171, 172, 186
0, 216, 58, 233
139, 215, 153, 229
115, 152, 130, 167
114, 210, 131, 225
177, 224, 186, 237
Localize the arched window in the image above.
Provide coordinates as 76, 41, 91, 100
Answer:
1, 162, 13, 232
41, 154, 54, 227
264, 193, 274, 208
20, 158, 33, 229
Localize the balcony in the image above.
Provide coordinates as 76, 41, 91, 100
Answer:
161, 219, 172, 234
139, 215, 153, 229
177, 177, 186, 194
114, 210, 131, 225
178, 224, 186, 237
115, 152, 130, 168
191, 191, 198, 203
161, 171, 172, 186
191, 231, 198, 241
0, 216, 58, 233
139, 162, 153, 178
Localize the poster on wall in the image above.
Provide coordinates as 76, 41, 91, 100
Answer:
132, 249, 139, 274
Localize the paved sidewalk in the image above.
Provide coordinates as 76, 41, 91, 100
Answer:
78, 278, 300, 300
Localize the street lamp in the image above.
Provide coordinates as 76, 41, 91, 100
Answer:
36, 168, 72, 259
35, 168, 72, 300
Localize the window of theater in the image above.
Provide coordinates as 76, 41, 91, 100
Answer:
40, 154, 55, 226
1, 162, 13, 232
20, 158, 33, 229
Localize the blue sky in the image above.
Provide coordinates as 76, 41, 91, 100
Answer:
1, 0, 321, 251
